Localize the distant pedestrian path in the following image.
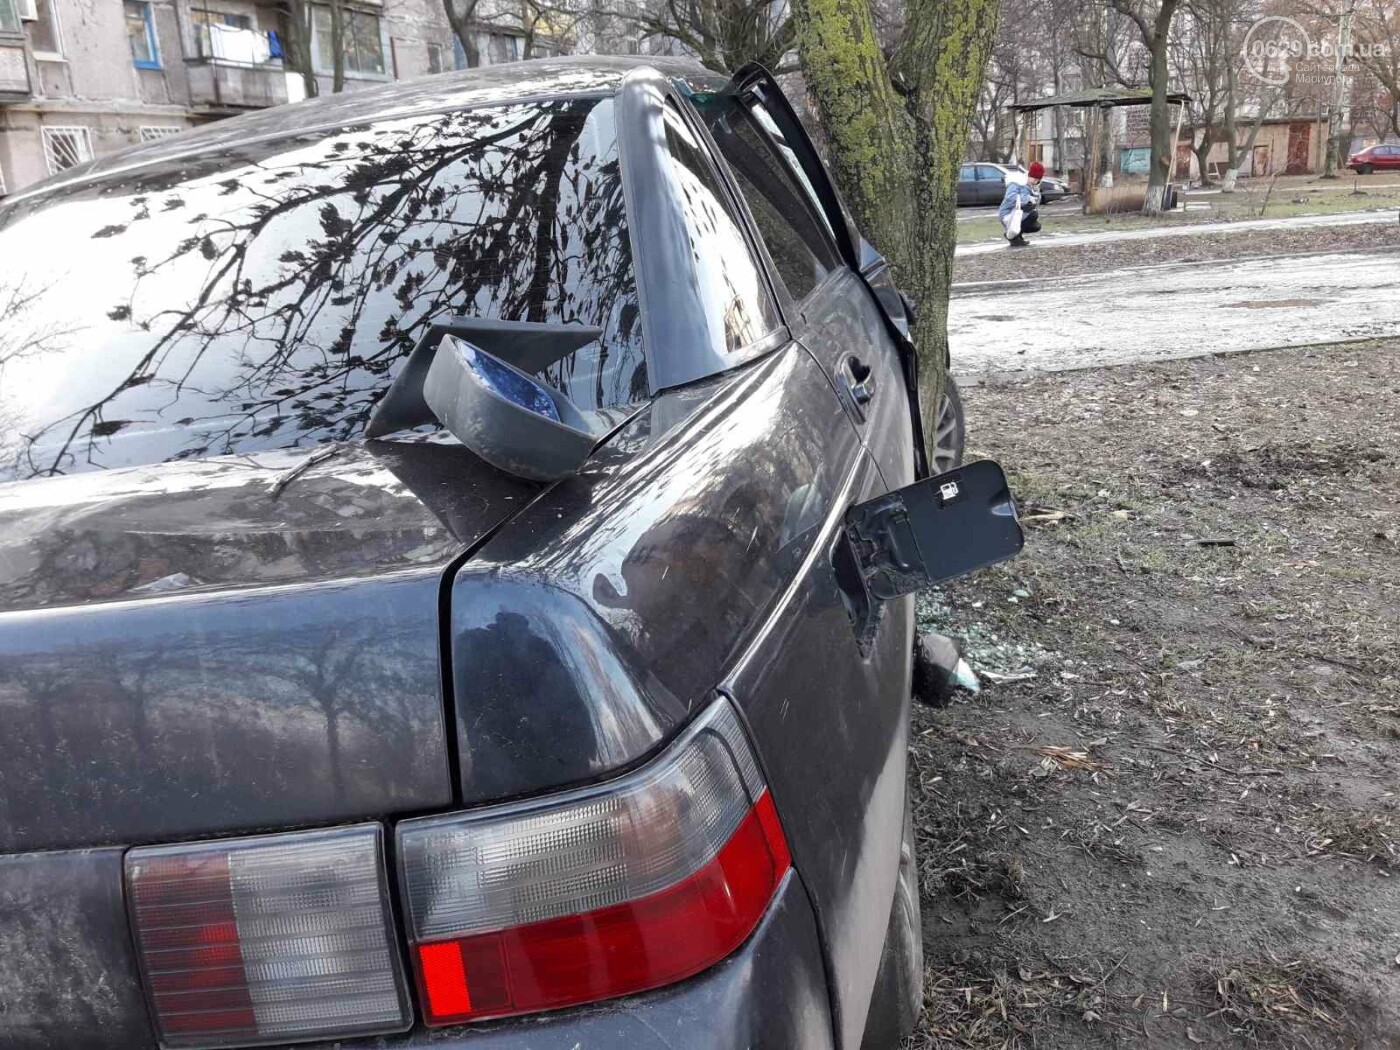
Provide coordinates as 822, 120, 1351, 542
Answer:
956, 209, 1396, 257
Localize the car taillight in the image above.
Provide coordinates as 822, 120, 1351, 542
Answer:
125, 825, 412, 1049
397, 697, 791, 1024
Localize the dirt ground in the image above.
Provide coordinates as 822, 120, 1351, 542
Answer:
906, 337, 1400, 1048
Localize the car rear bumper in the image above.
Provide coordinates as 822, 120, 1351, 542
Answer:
0, 856, 834, 1050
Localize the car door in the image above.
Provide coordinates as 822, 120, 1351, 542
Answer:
684, 72, 917, 1049
977, 163, 1006, 205
958, 163, 978, 206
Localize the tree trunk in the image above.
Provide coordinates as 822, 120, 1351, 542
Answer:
898, 0, 999, 439
329, 0, 346, 93
790, 0, 997, 466
444, 0, 482, 67
1194, 132, 1211, 187
1225, 106, 1270, 189
1143, 0, 1181, 214
281, 0, 319, 99
788, 0, 914, 258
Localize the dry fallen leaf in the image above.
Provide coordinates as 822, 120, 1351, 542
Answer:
1033, 745, 1108, 772
1022, 506, 1073, 526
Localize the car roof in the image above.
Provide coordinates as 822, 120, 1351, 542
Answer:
3, 55, 726, 206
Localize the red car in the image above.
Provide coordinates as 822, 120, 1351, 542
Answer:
1348, 143, 1400, 173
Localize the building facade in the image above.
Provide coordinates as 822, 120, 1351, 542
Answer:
0, 0, 555, 196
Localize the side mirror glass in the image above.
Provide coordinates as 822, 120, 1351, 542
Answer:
844, 459, 1023, 601
421, 335, 598, 481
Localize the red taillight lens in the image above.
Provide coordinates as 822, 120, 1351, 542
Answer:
125, 825, 412, 1049
397, 698, 791, 1024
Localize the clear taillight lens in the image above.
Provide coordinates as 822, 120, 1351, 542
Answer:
125, 825, 412, 1049
397, 697, 791, 1024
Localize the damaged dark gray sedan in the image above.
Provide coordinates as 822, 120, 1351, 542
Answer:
0, 56, 1020, 1050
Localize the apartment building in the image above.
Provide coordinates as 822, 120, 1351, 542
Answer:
0, 0, 554, 196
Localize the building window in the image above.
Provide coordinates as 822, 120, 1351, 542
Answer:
426, 40, 443, 74
28, 0, 61, 58
139, 124, 183, 142
42, 125, 93, 174
484, 31, 521, 64
0, 0, 21, 37
312, 7, 384, 76
125, 1, 160, 68
191, 8, 253, 30
190, 8, 271, 64
1028, 143, 1045, 164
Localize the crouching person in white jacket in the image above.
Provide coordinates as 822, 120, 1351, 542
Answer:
999, 161, 1045, 248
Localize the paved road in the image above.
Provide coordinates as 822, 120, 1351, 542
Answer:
955, 208, 1398, 256
949, 248, 1400, 376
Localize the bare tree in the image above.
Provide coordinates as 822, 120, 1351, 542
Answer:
1353, 0, 1400, 138
1072, 2, 1144, 181
1107, 0, 1185, 211
616, 0, 797, 72
1174, 0, 1236, 184
443, 0, 485, 66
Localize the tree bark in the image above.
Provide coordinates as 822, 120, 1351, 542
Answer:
1143, 0, 1181, 212
329, 0, 346, 93
789, 0, 997, 466
788, 0, 914, 259
281, 0, 319, 99
1110, 0, 1181, 213
444, 0, 482, 67
898, 0, 1000, 435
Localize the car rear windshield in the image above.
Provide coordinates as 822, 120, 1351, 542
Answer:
0, 97, 643, 483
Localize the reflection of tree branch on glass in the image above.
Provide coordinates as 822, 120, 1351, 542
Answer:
0, 97, 645, 483
0, 279, 76, 365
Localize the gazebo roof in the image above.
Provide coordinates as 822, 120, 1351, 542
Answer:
1010, 86, 1192, 112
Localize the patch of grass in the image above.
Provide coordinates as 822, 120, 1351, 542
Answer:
1136, 546, 1175, 574
937, 851, 1028, 902
1202, 441, 1389, 491
909, 966, 1107, 1049
1308, 809, 1398, 865
956, 217, 1006, 244
1253, 188, 1400, 220
1201, 958, 1356, 1044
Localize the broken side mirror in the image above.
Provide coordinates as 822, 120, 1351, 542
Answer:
845, 459, 1023, 601
366, 321, 605, 482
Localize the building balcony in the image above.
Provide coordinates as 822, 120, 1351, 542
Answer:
0, 37, 33, 104
185, 20, 288, 112
185, 57, 288, 112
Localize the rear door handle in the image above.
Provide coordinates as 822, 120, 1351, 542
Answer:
841, 355, 876, 409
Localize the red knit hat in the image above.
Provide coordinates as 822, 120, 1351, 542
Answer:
1028, 161, 1046, 179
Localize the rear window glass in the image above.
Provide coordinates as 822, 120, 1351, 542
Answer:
660, 106, 780, 356
695, 94, 839, 301
0, 97, 642, 483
